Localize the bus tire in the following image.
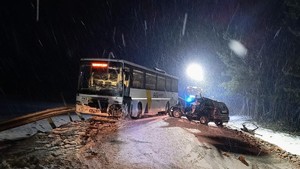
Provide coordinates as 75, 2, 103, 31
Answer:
129, 103, 137, 119
165, 102, 170, 115
123, 103, 132, 119
129, 104, 133, 118
168, 108, 173, 117
131, 102, 142, 119
137, 102, 142, 119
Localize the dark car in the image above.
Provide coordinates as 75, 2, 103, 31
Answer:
169, 97, 229, 126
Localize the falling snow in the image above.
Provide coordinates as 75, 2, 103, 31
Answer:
0, 2, 299, 166
182, 13, 188, 36
228, 40, 247, 58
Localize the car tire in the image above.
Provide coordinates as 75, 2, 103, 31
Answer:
173, 109, 182, 118
199, 116, 208, 125
215, 120, 223, 126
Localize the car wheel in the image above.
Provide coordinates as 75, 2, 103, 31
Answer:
173, 109, 182, 118
199, 116, 208, 125
215, 120, 223, 126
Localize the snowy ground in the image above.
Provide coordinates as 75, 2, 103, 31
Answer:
1, 115, 299, 168
227, 115, 300, 156
1, 114, 300, 157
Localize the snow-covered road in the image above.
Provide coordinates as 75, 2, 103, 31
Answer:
1, 114, 300, 157
1, 115, 299, 168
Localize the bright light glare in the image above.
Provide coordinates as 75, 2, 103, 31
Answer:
186, 64, 204, 81
228, 40, 247, 58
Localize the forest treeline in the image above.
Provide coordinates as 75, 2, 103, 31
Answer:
216, 0, 300, 131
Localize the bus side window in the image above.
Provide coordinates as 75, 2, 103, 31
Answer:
171, 79, 178, 92
157, 76, 165, 91
166, 78, 171, 92
145, 73, 156, 90
133, 69, 144, 88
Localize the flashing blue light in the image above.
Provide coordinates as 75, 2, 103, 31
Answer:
186, 95, 195, 103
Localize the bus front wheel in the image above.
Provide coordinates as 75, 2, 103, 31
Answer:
131, 103, 142, 119
137, 103, 142, 119
123, 103, 132, 119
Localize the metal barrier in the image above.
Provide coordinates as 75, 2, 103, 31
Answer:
0, 106, 76, 132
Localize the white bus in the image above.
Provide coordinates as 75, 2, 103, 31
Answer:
76, 58, 178, 118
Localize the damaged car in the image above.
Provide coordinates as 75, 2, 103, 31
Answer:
169, 97, 230, 126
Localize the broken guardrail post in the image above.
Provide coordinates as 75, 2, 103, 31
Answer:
76, 112, 85, 121
47, 117, 56, 129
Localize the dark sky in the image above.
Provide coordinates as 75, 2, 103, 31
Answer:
0, 0, 284, 102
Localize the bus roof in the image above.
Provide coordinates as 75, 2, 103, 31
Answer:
80, 58, 178, 79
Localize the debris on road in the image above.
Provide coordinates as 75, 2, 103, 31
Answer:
238, 155, 249, 166
240, 122, 260, 135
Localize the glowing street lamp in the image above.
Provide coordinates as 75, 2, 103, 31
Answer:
186, 63, 204, 82
185, 63, 204, 100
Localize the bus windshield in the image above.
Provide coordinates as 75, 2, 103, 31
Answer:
78, 61, 123, 96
